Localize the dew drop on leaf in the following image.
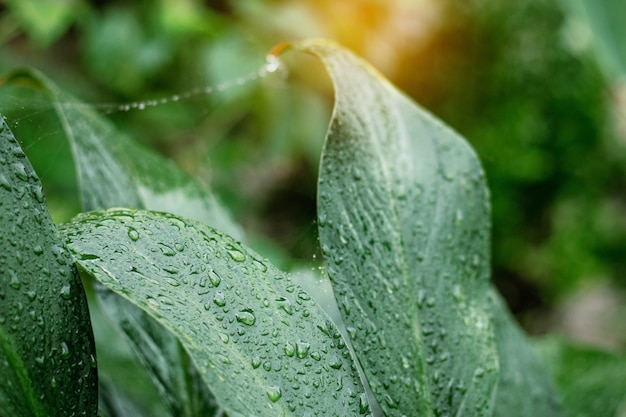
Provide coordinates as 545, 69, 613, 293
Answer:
235, 309, 256, 326
227, 249, 245, 262
127, 227, 140, 241
296, 341, 310, 359
213, 292, 226, 307
59, 284, 72, 300
266, 385, 282, 402
285, 342, 295, 357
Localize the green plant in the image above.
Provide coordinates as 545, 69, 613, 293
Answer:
1, 40, 625, 417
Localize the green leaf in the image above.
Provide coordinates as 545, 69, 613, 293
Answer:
490, 290, 563, 417
563, 0, 626, 81
1, 68, 242, 240
536, 337, 626, 417
0, 115, 97, 416
95, 286, 221, 417
1, 68, 242, 416
4, 0, 78, 45
300, 40, 499, 416
60, 208, 368, 417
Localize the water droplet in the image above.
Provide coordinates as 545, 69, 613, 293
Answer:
266, 386, 282, 402
0, 173, 11, 191
384, 394, 398, 409
297, 291, 311, 301
35, 356, 45, 367
219, 333, 229, 344
33, 245, 43, 255
127, 228, 139, 241
208, 270, 222, 287
227, 249, 245, 262
13, 162, 28, 181
276, 297, 293, 315
329, 355, 342, 369
50, 376, 57, 388
60, 341, 70, 359
235, 309, 256, 326
359, 393, 370, 414
296, 341, 310, 359
213, 292, 226, 307
285, 342, 295, 357
165, 277, 180, 287
251, 357, 261, 369
9, 271, 20, 290
310, 352, 321, 361
60, 284, 72, 300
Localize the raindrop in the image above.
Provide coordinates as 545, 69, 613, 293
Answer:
213, 292, 226, 307
227, 249, 245, 262
329, 355, 342, 369
359, 393, 370, 414
276, 297, 293, 315
9, 271, 20, 290
0, 173, 11, 191
219, 333, 229, 344
60, 341, 70, 359
251, 357, 261, 369
235, 309, 256, 326
13, 162, 28, 181
32, 245, 43, 255
127, 228, 140, 241
208, 270, 222, 287
59, 284, 72, 300
266, 386, 282, 402
32, 184, 45, 203
296, 341, 310, 359
35, 356, 45, 367
285, 342, 295, 357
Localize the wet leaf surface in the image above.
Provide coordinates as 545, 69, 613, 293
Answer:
61, 207, 368, 417
0, 115, 97, 416
302, 40, 499, 416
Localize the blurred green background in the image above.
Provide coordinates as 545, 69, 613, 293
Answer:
1, 0, 624, 349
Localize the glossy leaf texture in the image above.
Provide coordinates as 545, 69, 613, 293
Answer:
301, 40, 499, 416
0, 115, 97, 416
536, 337, 626, 417
60, 208, 369, 417
490, 290, 563, 417
0, 68, 240, 415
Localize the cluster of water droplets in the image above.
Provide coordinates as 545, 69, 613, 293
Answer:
93, 53, 286, 114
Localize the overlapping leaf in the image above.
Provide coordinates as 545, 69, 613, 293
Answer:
293, 39, 553, 417
61, 208, 369, 416
1, 68, 239, 416
0, 116, 97, 416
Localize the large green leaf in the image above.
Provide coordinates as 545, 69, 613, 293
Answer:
490, 290, 563, 417
1, 68, 241, 416
301, 40, 499, 416
536, 337, 626, 417
60, 208, 369, 416
0, 115, 97, 416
